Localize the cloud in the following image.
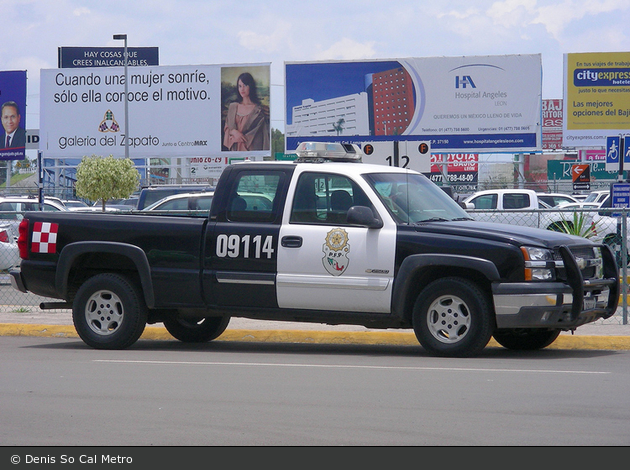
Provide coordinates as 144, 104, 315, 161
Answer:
237, 21, 293, 55
72, 7, 90, 16
314, 38, 377, 61
486, 0, 537, 29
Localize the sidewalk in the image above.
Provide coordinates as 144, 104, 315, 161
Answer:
1, 308, 630, 350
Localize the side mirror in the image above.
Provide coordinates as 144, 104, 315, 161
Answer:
464, 202, 474, 210
347, 206, 383, 228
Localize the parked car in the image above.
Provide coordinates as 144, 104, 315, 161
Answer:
550, 201, 630, 265
462, 189, 554, 228
536, 192, 579, 207
583, 190, 610, 206
0, 196, 67, 226
0, 196, 67, 214
136, 184, 214, 210
90, 197, 139, 211
60, 199, 90, 209
0, 222, 19, 270
142, 192, 214, 215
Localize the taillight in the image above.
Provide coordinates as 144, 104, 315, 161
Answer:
17, 218, 29, 259
0, 230, 8, 243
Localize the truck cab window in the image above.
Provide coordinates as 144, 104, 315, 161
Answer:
226, 171, 283, 223
290, 172, 373, 225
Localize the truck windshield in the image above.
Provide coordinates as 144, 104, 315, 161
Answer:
364, 172, 471, 224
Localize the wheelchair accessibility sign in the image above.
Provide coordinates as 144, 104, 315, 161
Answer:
606, 136, 630, 172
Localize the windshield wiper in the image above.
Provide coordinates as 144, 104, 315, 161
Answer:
419, 217, 449, 222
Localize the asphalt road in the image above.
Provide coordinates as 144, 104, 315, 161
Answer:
2, 335, 630, 446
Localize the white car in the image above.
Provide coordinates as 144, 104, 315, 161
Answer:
0, 197, 67, 269
583, 190, 610, 206
536, 192, 580, 207
60, 199, 90, 209
0, 196, 67, 216
549, 202, 629, 265
0, 222, 19, 270
143, 192, 214, 215
0, 196, 67, 235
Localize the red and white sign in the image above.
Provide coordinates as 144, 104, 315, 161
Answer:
581, 149, 605, 161
31, 222, 58, 254
542, 99, 563, 150
430, 154, 478, 173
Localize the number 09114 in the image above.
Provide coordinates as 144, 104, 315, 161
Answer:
216, 234, 275, 259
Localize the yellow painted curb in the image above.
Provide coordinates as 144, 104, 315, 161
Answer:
0, 324, 79, 339
1, 323, 629, 350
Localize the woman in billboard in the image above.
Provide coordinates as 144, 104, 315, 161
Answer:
222, 72, 269, 151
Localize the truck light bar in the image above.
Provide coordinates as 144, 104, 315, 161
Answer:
295, 142, 363, 163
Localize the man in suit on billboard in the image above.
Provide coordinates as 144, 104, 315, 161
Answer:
1, 101, 26, 149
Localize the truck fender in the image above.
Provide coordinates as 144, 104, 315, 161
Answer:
391, 254, 500, 320
56, 241, 155, 308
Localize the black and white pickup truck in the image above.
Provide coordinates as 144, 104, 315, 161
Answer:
9, 142, 620, 357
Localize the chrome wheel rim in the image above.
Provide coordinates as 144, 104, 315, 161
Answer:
426, 294, 471, 344
84, 289, 124, 336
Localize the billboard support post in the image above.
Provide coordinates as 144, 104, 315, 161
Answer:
38, 150, 43, 211
113, 34, 129, 160
617, 135, 626, 181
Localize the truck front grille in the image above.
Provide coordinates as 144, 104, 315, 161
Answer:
554, 246, 603, 282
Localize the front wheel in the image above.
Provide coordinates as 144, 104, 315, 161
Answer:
163, 316, 230, 343
493, 328, 561, 350
72, 273, 148, 349
412, 277, 494, 357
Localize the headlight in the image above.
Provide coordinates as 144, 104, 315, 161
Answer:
521, 246, 556, 281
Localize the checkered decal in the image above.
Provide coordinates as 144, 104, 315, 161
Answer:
31, 222, 59, 254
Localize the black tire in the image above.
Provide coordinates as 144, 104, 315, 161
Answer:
412, 277, 494, 357
493, 328, 561, 351
163, 316, 230, 343
72, 273, 147, 350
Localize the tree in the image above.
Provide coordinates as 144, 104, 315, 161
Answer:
332, 118, 345, 136
75, 155, 140, 211
271, 127, 284, 157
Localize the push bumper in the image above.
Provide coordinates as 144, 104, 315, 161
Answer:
493, 282, 616, 328
493, 243, 619, 329
9, 267, 26, 293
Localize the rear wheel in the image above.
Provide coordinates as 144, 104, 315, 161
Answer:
493, 328, 561, 350
72, 273, 147, 350
412, 277, 494, 357
163, 316, 230, 343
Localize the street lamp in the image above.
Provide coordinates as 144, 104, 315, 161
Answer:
113, 34, 129, 160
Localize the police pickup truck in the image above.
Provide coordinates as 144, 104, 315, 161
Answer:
9, 142, 620, 357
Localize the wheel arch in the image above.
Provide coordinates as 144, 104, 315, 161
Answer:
56, 241, 155, 308
392, 254, 499, 324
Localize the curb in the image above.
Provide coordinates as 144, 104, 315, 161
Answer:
1, 323, 630, 350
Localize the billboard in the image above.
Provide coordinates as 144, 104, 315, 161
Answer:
542, 99, 563, 150
427, 153, 479, 193
40, 63, 271, 158
285, 54, 542, 154
562, 52, 630, 148
58, 47, 159, 68
0, 70, 27, 161
547, 159, 618, 182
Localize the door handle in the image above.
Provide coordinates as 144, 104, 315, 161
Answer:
281, 236, 303, 248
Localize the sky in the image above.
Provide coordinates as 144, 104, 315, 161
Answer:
2, 0, 629, 134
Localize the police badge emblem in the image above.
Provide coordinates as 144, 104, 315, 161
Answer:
322, 228, 350, 276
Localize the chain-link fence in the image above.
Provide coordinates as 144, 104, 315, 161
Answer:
0, 207, 627, 325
